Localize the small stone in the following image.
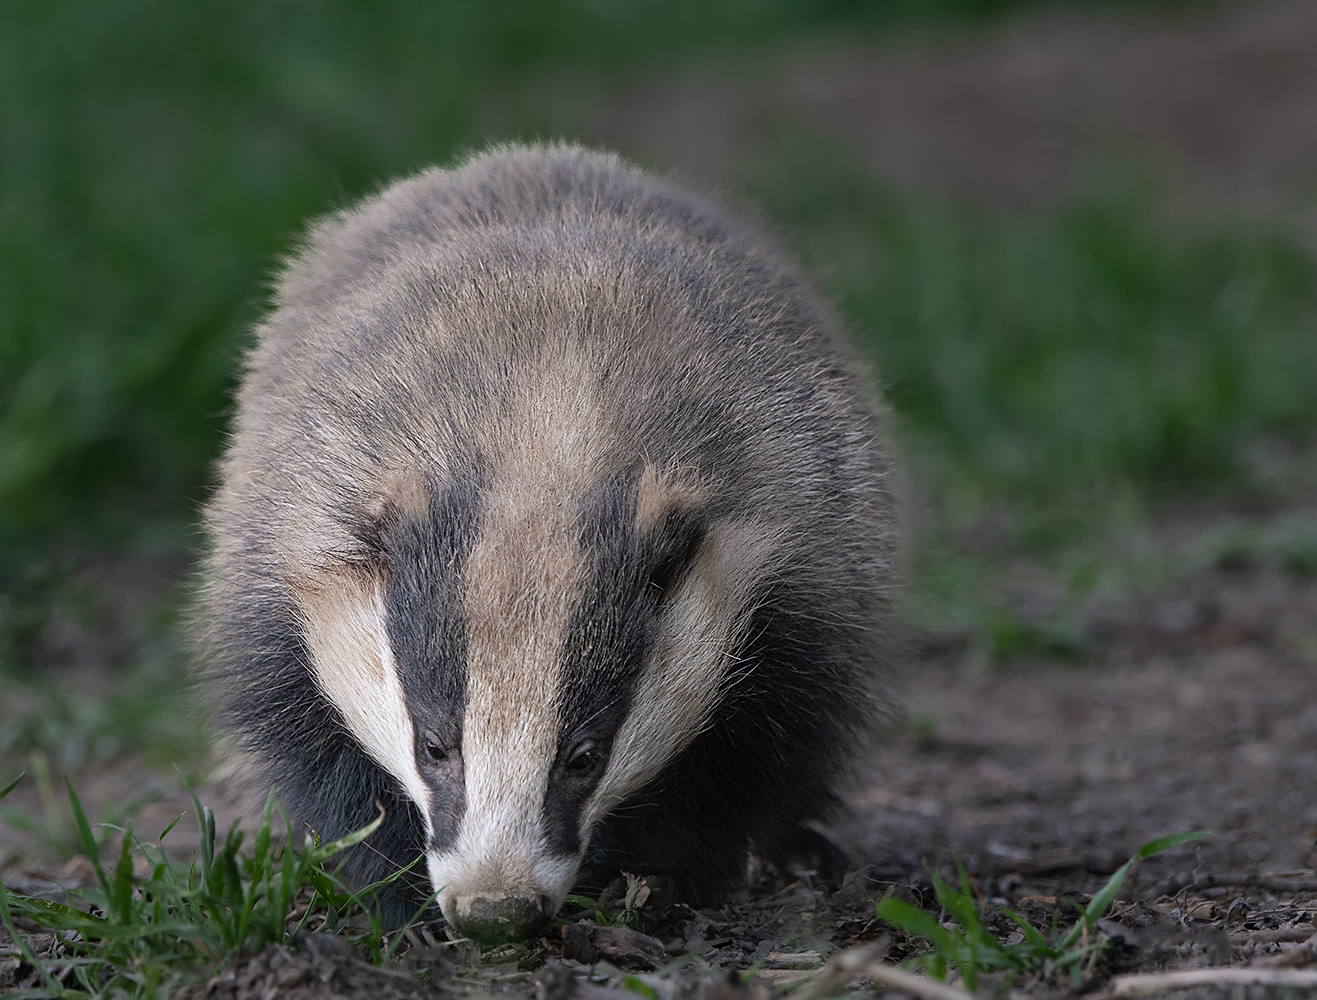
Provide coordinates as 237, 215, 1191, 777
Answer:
562, 923, 600, 965
274, 963, 308, 987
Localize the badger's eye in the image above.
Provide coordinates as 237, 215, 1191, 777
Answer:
424, 740, 448, 762
563, 741, 602, 777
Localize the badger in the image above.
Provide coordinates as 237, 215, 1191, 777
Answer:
200, 143, 899, 943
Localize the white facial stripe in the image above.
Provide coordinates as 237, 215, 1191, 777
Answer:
432, 349, 608, 912
583, 522, 786, 830
296, 575, 433, 833
437, 505, 578, 909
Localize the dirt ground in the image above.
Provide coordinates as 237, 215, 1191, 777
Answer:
846, 548, 1317, 879
6, 0, 1317, 995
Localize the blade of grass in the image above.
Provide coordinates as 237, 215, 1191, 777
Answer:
1059, 831, 1208, 950
63, 777, 110, 904
110, 824, 136, 927
0, 772, 23, 800
312, 804, 386, 861
179, 768, 215, 886
384, 887, 440, 965
875, 896, 957, 953
157, 810, 185, 843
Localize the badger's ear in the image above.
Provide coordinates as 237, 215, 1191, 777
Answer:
635, 465, 707, 598
342, 467, 431, 568
647, 503, 707, 597
345, 494, 395, 564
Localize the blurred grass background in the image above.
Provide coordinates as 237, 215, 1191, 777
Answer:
2, 0, 1316, 773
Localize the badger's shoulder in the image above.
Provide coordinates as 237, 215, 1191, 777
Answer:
275, 144, 758, 314
257, 142, 852, 385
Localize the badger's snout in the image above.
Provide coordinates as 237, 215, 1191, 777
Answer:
446, 891, 554, 944
426, 740, 582, 944
429, 840, 576, 943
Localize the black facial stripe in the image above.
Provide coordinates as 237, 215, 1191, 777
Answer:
559, 467, 649, 731
381, 457, 484, 853
543, 464, 708, 857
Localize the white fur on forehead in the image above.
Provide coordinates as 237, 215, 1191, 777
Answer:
582, 520, 788, 830
294, 572, 433, 833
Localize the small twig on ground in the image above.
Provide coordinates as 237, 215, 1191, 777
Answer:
347, 957, 424, 981
1150, 872, 1317, 898
791, 941, 975, 1000
1109, 969, 1317, 995
861, 964, 980, 1000
1231, 927, 1317, 945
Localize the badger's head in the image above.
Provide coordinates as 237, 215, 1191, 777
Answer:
293, 449, 779, 944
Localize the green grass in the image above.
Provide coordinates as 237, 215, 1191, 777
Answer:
0, 771, 424, 999
3, 1, 1307, 549
875, 832, 1208, 990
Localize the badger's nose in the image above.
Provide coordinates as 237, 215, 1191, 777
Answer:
448, 892, 553, 944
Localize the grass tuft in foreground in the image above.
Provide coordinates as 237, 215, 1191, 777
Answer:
876, 831, 1208, 991
0, 771, 423, 999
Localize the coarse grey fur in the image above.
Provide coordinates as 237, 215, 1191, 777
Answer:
199, 143, 899, 939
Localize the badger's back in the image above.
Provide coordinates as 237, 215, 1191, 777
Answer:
202, 144, 898, 935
